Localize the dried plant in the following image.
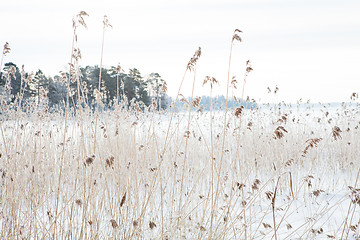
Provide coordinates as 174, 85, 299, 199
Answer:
302, 138, 323, 156
243, 60, 253, 85
348, 186, 360, 205
152, 98, 157, 109
349, 225, 358, 232
0, 42, 11, 73
75, 199, 82, 206
235, 182, 245, 190
232, 29, 242, 42
263, 222, 272, 229
234, 106, 244, 118
312, 189, 324, 197
203, 76, 218, 89
285, 159, 294, 167
161, 81, 167, 94
1, 14, 360, 240
304, 175, 314, 188
332, 126, 342, 140
350, 92, 358, 101
120, 192, 127, 207
187, 47, 201, 71
274, 86, 279, 94
71, 48, 82, 61
134, 103, 142, 113
1, 42, 11, 70
116, 64, 122, 74
191, 96, 201, 108
85, 155, 95, 166
94, 14, 112, 152
115, 63, 124, 102
184, 130, 190, 138
133, 220, 139, 228
178, 94, 189, 106
311, 228, 324, 234
247, 121, 253, 131
110, 219, 118, 229
231, 76, 238, 89
273, 126, 288, 139
73, 11, 89, 30
56, 17, 90, 221
105, 156, 114, 169
252, 179, 261, 191
265, 191, 274, 200
149, 221, 157, 229
246, 60, 253, 73
2, 42, 10, 56
272, 177, 280, 240
103, 15, 113, 28
277, 114, 288, 123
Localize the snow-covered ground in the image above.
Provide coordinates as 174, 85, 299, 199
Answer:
0, 103, 359, 239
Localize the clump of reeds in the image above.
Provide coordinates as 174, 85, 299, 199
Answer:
1, 14, 360, 240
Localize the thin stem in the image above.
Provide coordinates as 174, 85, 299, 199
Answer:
341, 167, 360, 239
116, 73, 119, 104
178, 67, 197, 224
210, 39, 233, 239
94, 25, 106, 153
53, 28, 76, 238
272, 177, 280, 240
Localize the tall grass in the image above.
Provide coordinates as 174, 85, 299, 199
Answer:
0, 12, 360, 240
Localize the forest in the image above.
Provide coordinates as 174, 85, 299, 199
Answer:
0, 62, 169, 111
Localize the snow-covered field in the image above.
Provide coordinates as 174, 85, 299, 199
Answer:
0, 102, 359, 239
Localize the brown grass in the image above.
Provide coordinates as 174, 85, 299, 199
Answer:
0, 17, 360, 240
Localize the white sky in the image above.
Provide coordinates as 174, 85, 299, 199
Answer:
1, 0, 359, 103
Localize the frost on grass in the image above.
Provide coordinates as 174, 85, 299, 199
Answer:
0, 102, 359, 239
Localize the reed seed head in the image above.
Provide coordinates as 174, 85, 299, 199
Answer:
332, 126, 342, 140
103, 15, 113, 29
2, 42, 10, 56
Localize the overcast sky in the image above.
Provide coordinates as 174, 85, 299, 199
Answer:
1, 0, 359, 103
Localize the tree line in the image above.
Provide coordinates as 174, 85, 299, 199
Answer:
0, 62, 169, 111
0, 62, 257, 113
175, 95, 257, 112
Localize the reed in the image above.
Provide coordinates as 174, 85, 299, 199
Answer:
0, 16, 359, 240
